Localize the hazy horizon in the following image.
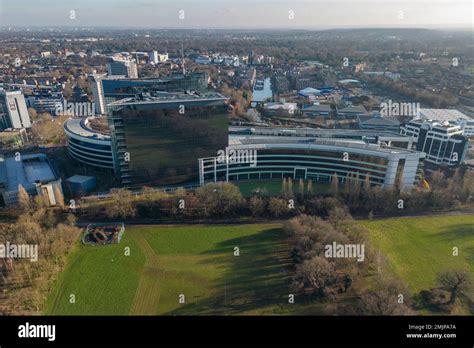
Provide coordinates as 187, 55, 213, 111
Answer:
0, 0, 472, 30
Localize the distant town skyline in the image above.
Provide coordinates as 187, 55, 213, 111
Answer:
0, 0, 472, 29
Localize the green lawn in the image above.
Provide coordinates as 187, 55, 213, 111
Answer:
45, 224, 297, 315
45, 234, 146, 315
365, 215, 474, 301
45, 215, 474, 315
235, 179, 329, 197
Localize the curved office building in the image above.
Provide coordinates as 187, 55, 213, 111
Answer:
64, 117, 115, 170
199, 137, 426, 191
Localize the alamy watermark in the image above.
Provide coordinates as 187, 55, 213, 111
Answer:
217, 147, 257, 167
55, 100, 95, 117
0, 242, 38, 262
380, 100, 420, 117
324, 242, 365, 262
18, 322, 55, 341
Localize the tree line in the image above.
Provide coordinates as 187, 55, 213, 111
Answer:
0, 192, 81, 315
80, 169, 474, 221
285, 209, 473, 314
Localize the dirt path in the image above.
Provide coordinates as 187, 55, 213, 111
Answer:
129, 234, 163, 315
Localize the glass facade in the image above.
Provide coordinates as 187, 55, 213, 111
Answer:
102, 73, 209, 105
110, 97, 228, 188
200, 148, 391, 186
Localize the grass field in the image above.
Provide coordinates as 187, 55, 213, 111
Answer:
45, 215, 474, 315
235, 179, 330, 197
366, 215, 474, 311
45, 224, 297, 315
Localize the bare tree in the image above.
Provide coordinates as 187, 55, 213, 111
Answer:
307, 179, 313, 195
359, 290, 413, 315
298, 178, 304, 200
330, 173, 339, 197
291, 256, 335, 297
429, 170, 445, 190
437, 269, 473, 305
17, 185, 31, 212
195, 182, 243, 217
105, 188, 137, 219
328, 206, 352, 230
287, 177, 293, 196
281, 177, 287, 196
267, 198, 290, 218
248, 196, 266, 217
53, 186, 65, 209
358, 277, 413, 315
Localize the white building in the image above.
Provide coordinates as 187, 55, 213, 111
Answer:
223, 56, 239, 67
149, 51, 168, 64
401, 119, 468, 167
418, 108, 474, 137
455, 119, 474, 137
195, 55, 212, 65
88, 74, 107, 115
263, 101, 298, 116
199, 138, 426, 192
107, 57, 138, 78
0, 89, 31, 131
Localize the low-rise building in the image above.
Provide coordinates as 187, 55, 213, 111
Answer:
337, 105, 369, 118
65, 175, 96, 196
400, 119, 468, 168
302, 104, 332, 117
0, 153, 63, 207
357, 114, 401, 133
262, 101, 298, 117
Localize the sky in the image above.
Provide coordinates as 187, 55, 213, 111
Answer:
0, 0, 472, 29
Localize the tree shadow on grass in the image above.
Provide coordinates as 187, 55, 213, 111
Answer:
420, 223, 474, 311
429, 223, 474, 243
163, 227, 294, 315
428, 223, 474, 264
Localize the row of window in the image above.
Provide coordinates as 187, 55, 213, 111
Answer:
68, 136, 112, 152
68, 147, 114, 169
203, 164, 386, 184
204, 156, 388, 174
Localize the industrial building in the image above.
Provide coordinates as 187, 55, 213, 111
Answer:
357, 114, 401, 133
0, 153, 63, 207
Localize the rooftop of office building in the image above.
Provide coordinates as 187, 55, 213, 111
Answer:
406, 118, 465, 132
108, 91, 228, 107
229, 126, 408, 139
418, 108, 471, 122
94, 72, 207, 82
64, 117, 111, 140
228, 135, 420, 155
0, 88, 23, 96
0, 153, 57, 192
